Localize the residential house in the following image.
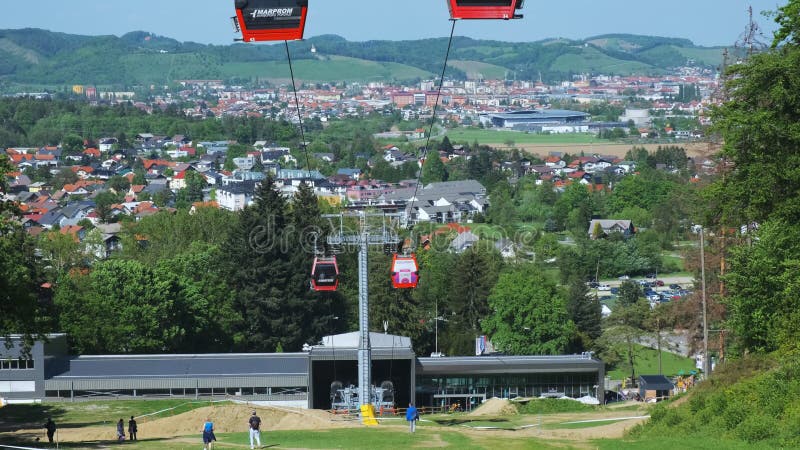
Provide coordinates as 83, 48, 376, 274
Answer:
217, 181, 257, 211
450, 230, 480, 253
336, 168, 362, 181
588, 219, 634, 239
494, 238, 517, 259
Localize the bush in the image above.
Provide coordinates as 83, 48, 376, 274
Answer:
735, 413, 777, 443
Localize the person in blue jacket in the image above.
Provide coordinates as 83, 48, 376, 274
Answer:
406, 403, 419, 433
202, 417, 216, 450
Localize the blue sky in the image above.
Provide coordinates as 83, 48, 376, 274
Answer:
0, 0, 782, 46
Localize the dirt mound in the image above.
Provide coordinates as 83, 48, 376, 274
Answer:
469, 398, 517, 416
6, 403, 354, 443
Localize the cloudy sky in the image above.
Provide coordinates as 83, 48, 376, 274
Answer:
0, 0, 781, 46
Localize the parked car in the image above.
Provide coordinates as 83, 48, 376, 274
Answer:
656, 280, 665, 287
610, 287, 620, 295
669, 284, 681, 290
618, 275, 630, 280
598, 284, 611, 291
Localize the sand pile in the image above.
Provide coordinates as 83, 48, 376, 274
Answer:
468, 398, 517, 416
7, 403, 353, 443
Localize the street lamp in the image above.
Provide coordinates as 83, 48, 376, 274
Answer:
698, 226, 710, 377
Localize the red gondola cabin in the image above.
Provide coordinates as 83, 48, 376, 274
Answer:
391, 254, 419, 289
233, 0, 309, 42
311, 256, 339, 292
447, 0, 524, 20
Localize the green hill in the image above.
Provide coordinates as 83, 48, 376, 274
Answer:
628, 355, 800, 448
0, 29, 729, 89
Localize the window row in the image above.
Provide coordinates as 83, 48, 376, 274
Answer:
0, 359, 35, 370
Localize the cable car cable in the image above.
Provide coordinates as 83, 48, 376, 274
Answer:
408, 19, 458, 218
284, 40, 312, 172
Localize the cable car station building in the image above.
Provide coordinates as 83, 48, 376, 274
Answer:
2, 334, 604, 409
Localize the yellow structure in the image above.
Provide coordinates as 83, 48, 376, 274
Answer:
360, 404, 379, 426
72, 85, 84, 95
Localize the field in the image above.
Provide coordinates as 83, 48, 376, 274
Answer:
0, 398, 671, 449
443, 128, 714, 159
605, 345, 697, 380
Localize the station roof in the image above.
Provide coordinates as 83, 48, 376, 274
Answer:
310, 332, 415, 360
417, 354, 603, 375
51, 353, 308, 379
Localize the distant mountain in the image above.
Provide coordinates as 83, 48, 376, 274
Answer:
0, 29, 726, 88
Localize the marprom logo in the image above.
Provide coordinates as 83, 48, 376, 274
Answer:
250, 8, 295, 19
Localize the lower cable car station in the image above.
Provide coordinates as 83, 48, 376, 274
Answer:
4, 334, 604, 411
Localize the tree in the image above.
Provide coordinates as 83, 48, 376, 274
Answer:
61, 134, 84, 156
599, 280, 650, 383
38, 231, 81, 278
486, 181, 516, 229
52, 167, 78, 190
421, 153, 447, 184
566, 278, 602, 349
482, 266, 575, 355
108, 175, 130, 193
553, 182, 594, 233
94, 191, 119, 223
221, 176, 293, 352
54, 259, 185, 353
0, 154, 46, 347
703, 0, 800, 356
443, 243, 502, 355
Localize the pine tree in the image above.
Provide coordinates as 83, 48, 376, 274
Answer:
566, 278, 602, 347
223, 176, 291, 351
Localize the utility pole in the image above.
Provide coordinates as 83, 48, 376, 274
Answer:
325, 212, 400, 411
699, 227, 710, 376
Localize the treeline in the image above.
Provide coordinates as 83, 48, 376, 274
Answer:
0, 98, 301, 149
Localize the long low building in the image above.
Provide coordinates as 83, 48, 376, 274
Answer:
1, 334, 605, 410
479, 109, 590, 130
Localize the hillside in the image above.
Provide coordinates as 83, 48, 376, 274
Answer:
0, 29, 727, 88
630, 355, 800, 448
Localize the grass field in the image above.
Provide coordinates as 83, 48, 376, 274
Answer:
448, 60, 508, 80
444, 128, 600, 146
606, 344, 696, 380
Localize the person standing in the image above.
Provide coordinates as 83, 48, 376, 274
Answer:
116, 418, 125, 441
406, 403, 419, 433
128, 415, 138, 441
248, 410, 262, 449
202, 417, 216, 450
43, 417, 56, 443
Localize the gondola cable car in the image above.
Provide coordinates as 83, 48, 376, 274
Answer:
232, 0, 309, 42
311, 255, 339, 292
391, 253, 419, 289
447, 0, 524, 21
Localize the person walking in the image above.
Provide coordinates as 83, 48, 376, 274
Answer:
202, 417, 216, 450
116, 418, 125, 441
43, 417, 56, 443
406, 403, 419, 433
248, 410, 262, 449
128, 415, 138, 441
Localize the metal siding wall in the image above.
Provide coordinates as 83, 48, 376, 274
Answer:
46, 375, 308, 391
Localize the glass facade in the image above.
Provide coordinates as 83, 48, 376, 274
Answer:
416, 372, 598, 408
